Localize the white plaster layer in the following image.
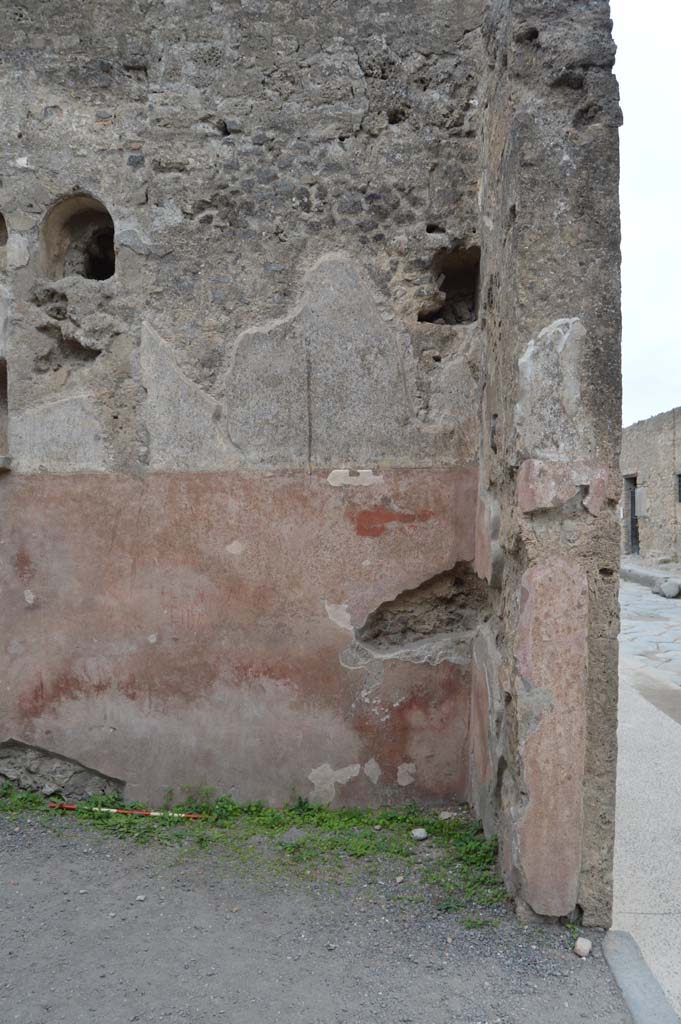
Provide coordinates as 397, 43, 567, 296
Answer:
307, 763, 361, 805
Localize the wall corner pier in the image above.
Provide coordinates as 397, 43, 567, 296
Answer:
470, 0, 622, 926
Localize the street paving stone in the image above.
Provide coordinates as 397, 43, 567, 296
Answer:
615, 581, 681, 1015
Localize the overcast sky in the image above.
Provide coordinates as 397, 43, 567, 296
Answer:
611, 0, 680, 426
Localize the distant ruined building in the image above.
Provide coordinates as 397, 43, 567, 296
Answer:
0, 0, 622, 924
621, 407, 681, 562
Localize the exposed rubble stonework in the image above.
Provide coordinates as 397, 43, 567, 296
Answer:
0, 1, 621, 924
0, 739, 123, 801
621, 407, 681, 561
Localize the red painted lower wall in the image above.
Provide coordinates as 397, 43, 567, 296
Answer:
1, 466, 478, 806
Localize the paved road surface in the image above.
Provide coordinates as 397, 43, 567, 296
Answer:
615, 581, 681, 1014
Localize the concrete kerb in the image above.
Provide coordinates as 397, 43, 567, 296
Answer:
620, 563, 681, 593
604, 931, 680, 1024
620, 565, 660, 589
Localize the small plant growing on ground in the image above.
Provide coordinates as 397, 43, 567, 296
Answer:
0, 781, 46, 812
0, 782, 508, 918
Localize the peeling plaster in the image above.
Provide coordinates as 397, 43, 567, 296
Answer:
363, 758, 382, 784
517, 688, 555, 737
141, 322, 241, 471
7, 235, 30, 269
514, 318, 592, 461
324, 600, 353, 631
327, 468, 384, 487
226, 540, 244, 556
340, 636, 469, 671
308, 762, 361, 804
397, 762, 416, 786
11, 393, 111, 473
517, 460, 610, 517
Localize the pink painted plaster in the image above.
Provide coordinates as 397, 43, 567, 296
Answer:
514, 558, 588, 916
517, 459, 609, 516
0, 467, 478, 807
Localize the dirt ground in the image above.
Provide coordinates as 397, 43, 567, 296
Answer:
0, 813, 632, 1024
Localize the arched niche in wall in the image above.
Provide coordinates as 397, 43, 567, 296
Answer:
41, 194, 115, 280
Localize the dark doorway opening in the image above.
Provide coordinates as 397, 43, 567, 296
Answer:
624, 475, 640, 554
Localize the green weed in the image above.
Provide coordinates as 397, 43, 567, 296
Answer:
0, 781, 46, 812
0, 783, 508, 915
562, 920, 581, 947
462, 915, 499, 930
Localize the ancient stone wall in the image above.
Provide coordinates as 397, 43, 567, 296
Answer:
470, 0, 622, 925
0, 0, 485, 812
621, 408, 681, 560
0, 0, 621, 924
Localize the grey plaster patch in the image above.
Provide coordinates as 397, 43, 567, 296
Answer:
514, 318, 595, 461
517, 687, 555, 737
327, 468, 383, 487
324, 601, 353, 631
363, 758, 382, 784
341, 635, 471, 670
151, 201, 185, 229
140, 256, 475, 472
339, 643, 374, 670
116, 227, 152, 256
11, 393, 111, 472
6, 211, 38, 231
470, 622, 504, 834
224, 254, 417, 467
221, 254, 478, 468
307, 762, 361, 805
397, 762, 416, 786
141, 322, 241, 471
6, 234, 30, 269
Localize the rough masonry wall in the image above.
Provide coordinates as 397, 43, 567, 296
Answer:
0, 1, 486, 808
621, 408, 681, 559
0, 0, 622, 926
470, 0, 622, 925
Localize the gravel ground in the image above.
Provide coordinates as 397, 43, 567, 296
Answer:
0, 814, 631, 1024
